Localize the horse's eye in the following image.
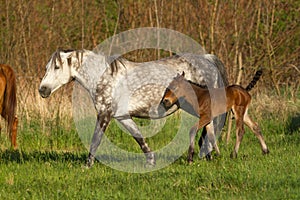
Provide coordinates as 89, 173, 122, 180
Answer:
54, 65, 60, 70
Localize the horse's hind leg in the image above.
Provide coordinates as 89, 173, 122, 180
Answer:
118, 118, 155, 166
199, 122, 220, 160
243, 108, 269, 154
188, 124, 198, 164
198, 127, 206, 158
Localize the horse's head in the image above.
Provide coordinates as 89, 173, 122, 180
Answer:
161, 72, 186, 108
39, 49, 82, 98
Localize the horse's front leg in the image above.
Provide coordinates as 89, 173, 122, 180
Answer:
86, 113, 110, 168
189, 115, 211, 163
117, 118, 155, 166
11, 116, 18, 149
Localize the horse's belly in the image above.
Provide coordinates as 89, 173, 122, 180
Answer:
112, 83, 178, 119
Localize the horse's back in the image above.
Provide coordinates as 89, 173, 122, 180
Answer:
110, 54, 228, 119
0, 65, 6, 112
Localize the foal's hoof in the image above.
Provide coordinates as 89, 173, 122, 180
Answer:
205, 153, 212, 161
263, 149, 270, 155
230, 152, 237, 159
187, 159, 193, 165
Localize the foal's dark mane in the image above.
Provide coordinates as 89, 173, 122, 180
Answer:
186, 80, 207, 89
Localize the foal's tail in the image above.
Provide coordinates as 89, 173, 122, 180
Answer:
1, 64, 17, 143
245, 69, 263, 91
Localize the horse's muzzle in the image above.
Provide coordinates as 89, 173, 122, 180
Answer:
162, 98, 172, 108
39, 86, 51, 98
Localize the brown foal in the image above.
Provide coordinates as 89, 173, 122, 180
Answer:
161, 71, 269, 163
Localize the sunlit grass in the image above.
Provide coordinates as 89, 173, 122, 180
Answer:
0, 110, 299, 199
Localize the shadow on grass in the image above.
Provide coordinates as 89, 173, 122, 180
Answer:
0, 149, 88, 164
286, 113, 300, 134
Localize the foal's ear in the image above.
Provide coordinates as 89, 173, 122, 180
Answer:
181, 71, 185, 77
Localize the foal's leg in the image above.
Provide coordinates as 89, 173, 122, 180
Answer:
205, 122, 220, 157
118, 118, 155, 166
243, 108, 269, 154
231, 106, 246, 158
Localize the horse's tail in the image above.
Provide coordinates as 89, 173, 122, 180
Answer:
206, 54, 229, 86
1, 64, 17, 140
245, 69, 263, 91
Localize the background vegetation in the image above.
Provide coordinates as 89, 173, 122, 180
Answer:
0, 0, 299, 125
0, 0, 299, 199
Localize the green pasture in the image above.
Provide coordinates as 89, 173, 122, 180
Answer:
0, 112, 299, 199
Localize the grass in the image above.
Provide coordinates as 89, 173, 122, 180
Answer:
0, 111, 299, 199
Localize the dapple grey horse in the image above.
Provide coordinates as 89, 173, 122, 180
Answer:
39, 49, 228, 167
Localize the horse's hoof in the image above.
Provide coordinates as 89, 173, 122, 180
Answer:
145, 152, 156, 166
145, 159, 156, 167
145, 157, 156, 168
144, 162, 155, 168
85, 162, 93, 169
198, 152, 205, 159
205, 153, 212, 161
86, 154, 95, 168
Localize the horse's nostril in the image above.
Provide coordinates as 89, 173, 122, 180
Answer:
39, 86, 46, 93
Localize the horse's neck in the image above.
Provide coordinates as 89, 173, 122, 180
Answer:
73, 52, 110, 97
74, 56, 130, 112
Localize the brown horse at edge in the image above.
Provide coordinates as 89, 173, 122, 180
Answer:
0, 64, 18, 149
161, 70, 269, 163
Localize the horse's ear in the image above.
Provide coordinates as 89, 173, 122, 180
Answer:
181, 71, 185, 77
60, 50, 75, 60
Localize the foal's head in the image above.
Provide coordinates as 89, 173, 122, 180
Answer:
162, 72, 187, 108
